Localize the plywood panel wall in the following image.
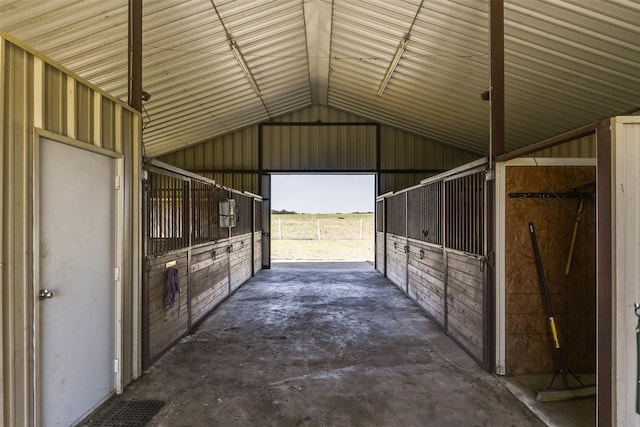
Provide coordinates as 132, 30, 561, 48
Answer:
504, 165, 596, 374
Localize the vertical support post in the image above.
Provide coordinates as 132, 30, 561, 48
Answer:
66, 76, 76, 139
0, 37, 4, 424
375, 124, 381, 271
261, 174, 271, 269
405, 191, 409, 294
375, 123, 381, 191
258, 124, 271, 268
251, 198, 255, 276
258, 124, 264, 193
442, 180, 449, 332
490, 0, 505, 159
128, 0, 143, 113
33, 57, 44, 129
596, 118, 612, 426
383, 198, 387, 276
93, 92, 102, 147
485, 0, 504, 373
132, 116, 143, 379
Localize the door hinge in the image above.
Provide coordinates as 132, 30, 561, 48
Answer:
115, 267, 121, 281
114, 358, 120, 373
115, 175, 121, 190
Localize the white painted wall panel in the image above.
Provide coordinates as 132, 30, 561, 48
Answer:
612, 116, 640, 426
0, 37, 142, 427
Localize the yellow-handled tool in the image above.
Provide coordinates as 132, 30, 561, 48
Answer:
564, 199, 584, 276
529, 222, 595, 401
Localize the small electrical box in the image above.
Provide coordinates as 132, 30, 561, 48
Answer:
219, 199, 237, 228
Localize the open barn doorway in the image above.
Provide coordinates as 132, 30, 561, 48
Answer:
269, 174, 375, 263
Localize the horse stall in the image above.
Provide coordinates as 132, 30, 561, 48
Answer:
142, 160, 262, 369
375, 138, 600, 425
377, 159, 490, 369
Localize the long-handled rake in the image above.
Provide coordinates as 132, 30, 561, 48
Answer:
528, 222, 596, 401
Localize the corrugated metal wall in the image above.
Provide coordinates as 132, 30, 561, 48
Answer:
380, 126, 478, 169
0, 35, 142, 426
162, 126, 259, 192
1, 37, 33, 425
262, 123, 376, 170
159, 105, 480, 195
531, 134, 597, 158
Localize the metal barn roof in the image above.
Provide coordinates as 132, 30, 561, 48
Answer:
2, 0, 639, 157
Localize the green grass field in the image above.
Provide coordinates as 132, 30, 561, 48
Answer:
270, 213, 374, 261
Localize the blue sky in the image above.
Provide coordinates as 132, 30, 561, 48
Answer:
271, 174, 375, 214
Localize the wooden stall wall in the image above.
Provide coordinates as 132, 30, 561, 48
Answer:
144, 251, 190, 367
386, 234, 408, 291
229, 234, 253, 293
446, 252, 484, 360
504, 164, 596, 374
406, 184, 446, 326
380, 160, 489, 367
385, 193, 407, 290
442, 172, 485, 362
230, 193, 254, 290
232, 193, 253, 237
190, 241, 231, 325
254, 232, 262, 274
376, 232, 385, 275
407, 242, 445, 327
142, 165, 261, 370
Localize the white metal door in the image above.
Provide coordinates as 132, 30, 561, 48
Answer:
37, 138, 116, 426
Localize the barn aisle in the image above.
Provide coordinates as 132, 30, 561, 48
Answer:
84, 262, 543, 426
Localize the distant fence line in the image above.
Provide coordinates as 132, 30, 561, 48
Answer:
271, 215, 374, 241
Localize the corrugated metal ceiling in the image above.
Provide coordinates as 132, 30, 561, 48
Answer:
2, 0, 639, 157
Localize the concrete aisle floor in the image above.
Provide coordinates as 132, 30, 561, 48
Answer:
89, 262, 545, 427
500, 374, 595, 427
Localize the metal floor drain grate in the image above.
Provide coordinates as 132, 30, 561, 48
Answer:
89, 400, 164, 427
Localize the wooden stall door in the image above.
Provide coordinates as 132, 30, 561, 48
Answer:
385, 193, 408, 291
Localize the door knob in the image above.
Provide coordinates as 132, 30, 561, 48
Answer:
39, 289, 56, 300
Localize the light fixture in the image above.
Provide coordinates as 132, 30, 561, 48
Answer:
376, 37, 408, 97
229, 39, 261, 97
